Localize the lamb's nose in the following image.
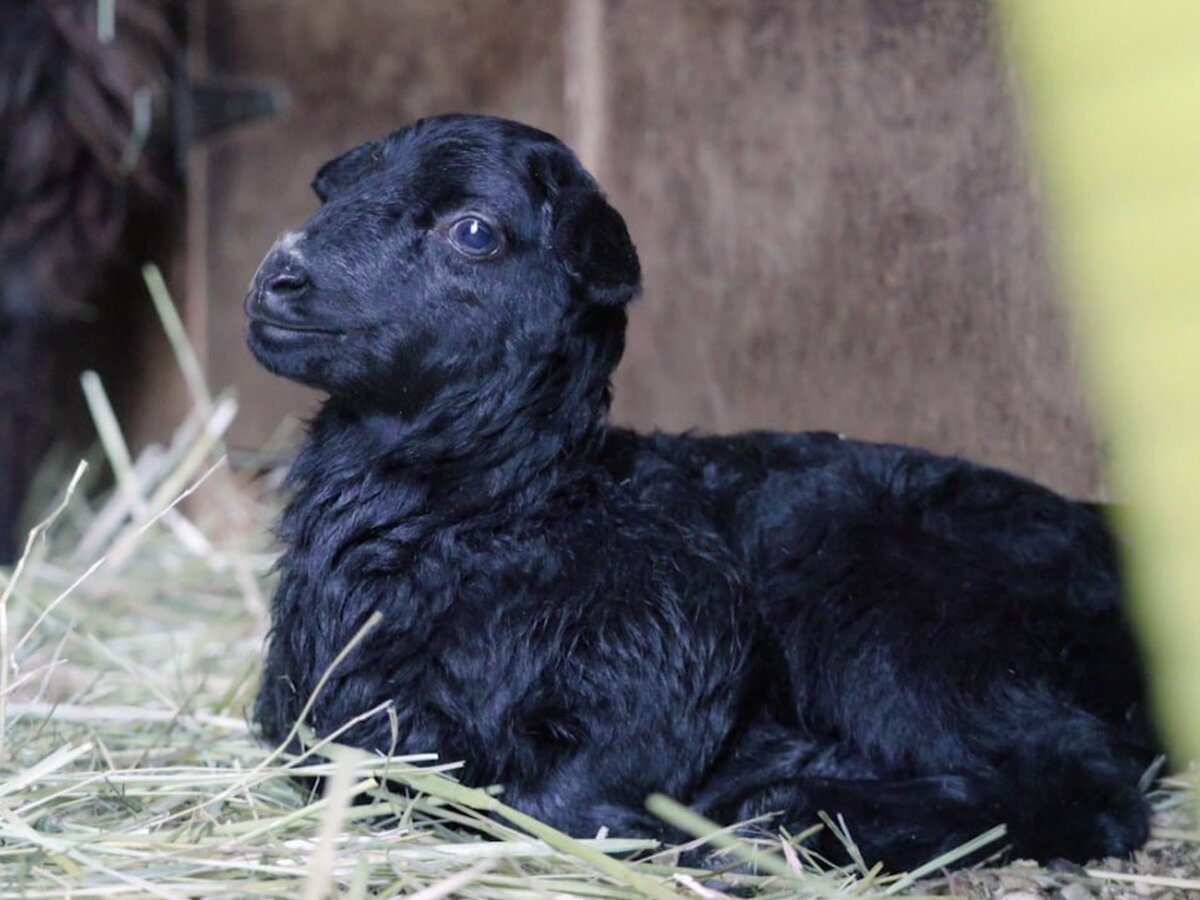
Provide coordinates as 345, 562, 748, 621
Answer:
264, 270, 309, 299
247, 253, 312, 323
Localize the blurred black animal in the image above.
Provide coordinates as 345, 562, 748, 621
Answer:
0, 0, 175, 563
247, 114, 1158, 871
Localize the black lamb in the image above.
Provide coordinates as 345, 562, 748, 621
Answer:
246, 114, 1158, 871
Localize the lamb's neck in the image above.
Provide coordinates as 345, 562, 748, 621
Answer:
284, 382, 606, 544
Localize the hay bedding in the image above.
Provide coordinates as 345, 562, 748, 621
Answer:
0, 269, 1195, 898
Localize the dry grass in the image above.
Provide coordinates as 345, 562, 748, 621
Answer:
0, 268, 1195, 898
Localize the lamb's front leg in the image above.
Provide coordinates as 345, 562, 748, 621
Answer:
471, 674, 750, 841
497, 753, 673, 839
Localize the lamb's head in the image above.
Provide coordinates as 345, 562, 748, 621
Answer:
245, 114, 640, 416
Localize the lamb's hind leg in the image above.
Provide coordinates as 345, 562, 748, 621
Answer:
727, 772, 1001, 872
745, 633, 1156, 867
699, 717, 1150, 872
745, 458, 1158, 867
691, 721, 1002, 871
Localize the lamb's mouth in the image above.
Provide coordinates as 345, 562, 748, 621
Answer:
247, 315, 344, 336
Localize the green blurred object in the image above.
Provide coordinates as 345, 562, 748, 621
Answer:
1001, 2, 1200, 767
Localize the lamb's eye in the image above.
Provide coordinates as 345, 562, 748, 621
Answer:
447, 216, 502, 258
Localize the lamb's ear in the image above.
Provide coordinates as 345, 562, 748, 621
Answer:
311, 140, 383, 202
551, 186, 641, 307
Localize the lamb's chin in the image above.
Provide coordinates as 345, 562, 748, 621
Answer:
246, 323, 340, 385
